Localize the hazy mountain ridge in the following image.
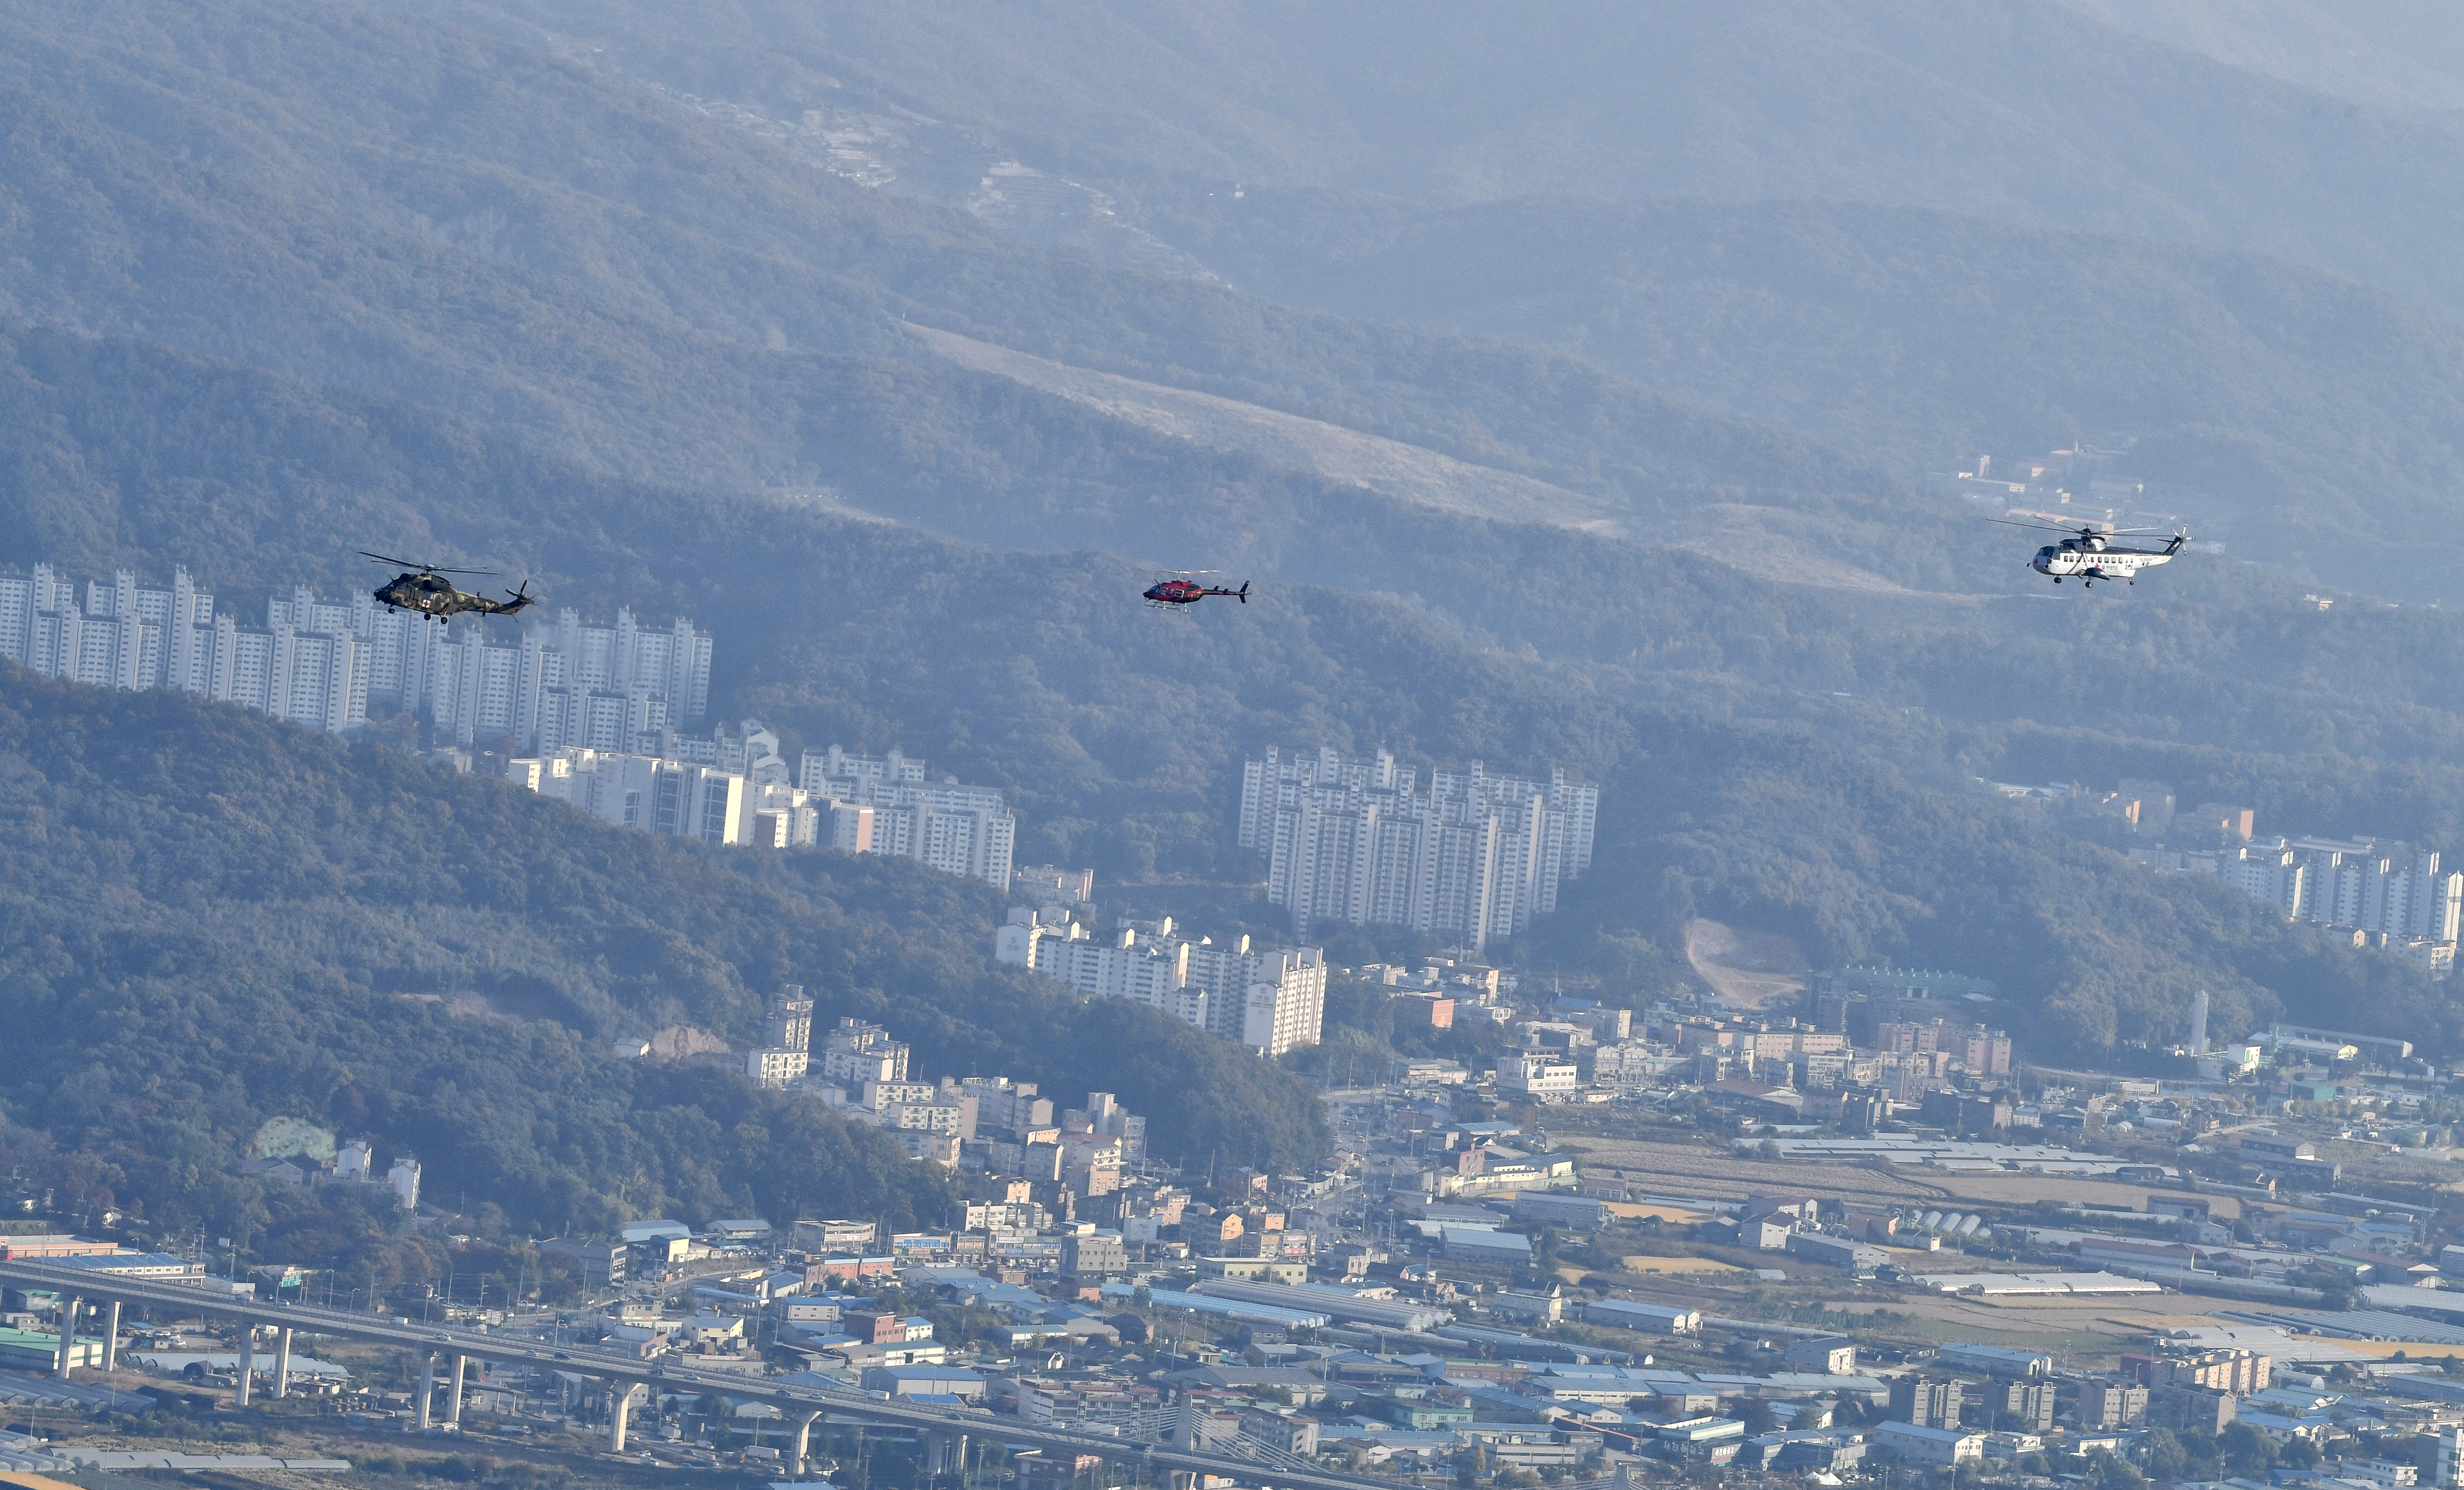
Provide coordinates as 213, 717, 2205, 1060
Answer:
1130, 191, 2464, 597
6, 0, 2464, 1222
461, 0, 2464, 318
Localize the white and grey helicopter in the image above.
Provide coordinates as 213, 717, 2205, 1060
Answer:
1991, 517, 2190, 588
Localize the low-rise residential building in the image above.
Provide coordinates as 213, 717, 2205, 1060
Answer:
2080, 1378, 2150, 1429
1871, 1421, 1983, 1468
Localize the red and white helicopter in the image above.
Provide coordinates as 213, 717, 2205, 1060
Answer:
1142, 571, 1250, 609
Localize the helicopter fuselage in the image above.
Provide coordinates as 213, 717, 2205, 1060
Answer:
2032, 541, 2175, 582
374, 571, 531, 619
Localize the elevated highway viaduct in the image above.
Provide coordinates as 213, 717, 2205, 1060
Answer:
0, 1260, 1367, 1490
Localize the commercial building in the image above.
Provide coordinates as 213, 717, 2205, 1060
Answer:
1786, 1337, 1857, 1375
860, 1365, 986, 1402
1239, 745, 1599, 950
1786, 1233, 1886, 1273
1498, 1054, 1582, 1102
1938, 1342, 2053, 1379
537, 1237, 628, 1283
1584, 1299, 1700, 1335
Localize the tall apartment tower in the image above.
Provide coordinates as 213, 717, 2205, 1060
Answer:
0, 564, 714, 749
747, 982, 817, 1089
765, 984, 814, 1053
1240, 745, 1599, 949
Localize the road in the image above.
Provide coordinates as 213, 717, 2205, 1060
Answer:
0, 1260, 1388, 1490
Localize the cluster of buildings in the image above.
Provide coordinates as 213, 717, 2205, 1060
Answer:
994, 908, 1327, 1058
509, 734, 1016, 881
724, 989, 1180, 1240
1239, 746, 1599, 951
0, 563, 714, 745
2001, 774, 2464, 973
239, 1139, 424, 1212
2153, 835, 2464, 963
1366, 965, 2018, 1128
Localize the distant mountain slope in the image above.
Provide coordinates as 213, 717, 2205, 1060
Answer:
4, 321, 2462, 1078
0, 0, 1917, 552
2054, 0, 2464, 113
1137, 192, 2464, 597
468, 0, 2464, 318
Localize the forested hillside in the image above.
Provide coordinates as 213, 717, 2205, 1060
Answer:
0, 672, 1329, 1244
7, 0, 2464, 1246
0, 0, 1906, 551
3, 324, 2458, 1078
1135, 193, 2464, 593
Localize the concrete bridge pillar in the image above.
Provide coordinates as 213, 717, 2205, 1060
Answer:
446, 1354, 465, 1425
923, 1429, 968, 1481
237, 1322, 257, 1406
417, 1354, 434, 1430
274, 1327, 294, 1398
792, 1410, 821, 1477
54, 1296, 80, 1380
101, 1300, 120, 1374
607, 1381, 635, 1453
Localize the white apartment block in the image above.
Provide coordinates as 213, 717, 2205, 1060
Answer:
819, 1019, 910, 1085
1239, 745, 1599, 950
800, 745, 1016, 888
2182, 838, 2463, 941
0, 564, 715, 751
747, 985, 814, 1088
424, 605, 713, 750
507, 748, 751, 844
0, 565, 366, 731
996, 914, 1326, 1057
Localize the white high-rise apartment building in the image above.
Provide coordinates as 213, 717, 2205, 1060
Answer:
996, 915, 1326, 1057
2286, 839, 2462, 941
0, 565, 715, 749
2202, 837, 2463, 941
800, 745, 1015, 888
0, 565, 366, 731
507, 747, 751, 843
424, 604, 713, 749
1239, 745, 1599, 949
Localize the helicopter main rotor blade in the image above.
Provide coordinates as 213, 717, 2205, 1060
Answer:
359, 549, 494, 574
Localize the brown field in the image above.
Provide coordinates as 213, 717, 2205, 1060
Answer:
1684, 919, 1810, 1007
1563, 1137, 2244, 1219
1564, 1138, 1943, 1203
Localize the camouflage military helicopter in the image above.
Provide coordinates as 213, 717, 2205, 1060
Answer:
362, 551, 538, 622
